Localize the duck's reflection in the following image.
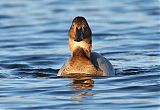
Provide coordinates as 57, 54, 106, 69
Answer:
71, 77, 94, 90
69, 77, 95, 100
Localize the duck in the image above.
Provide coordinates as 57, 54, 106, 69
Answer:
58, 16, 115, 77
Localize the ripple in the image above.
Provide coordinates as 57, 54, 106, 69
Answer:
0, 63, 30, 69
1, 24, 33, 29
0, 3, 26, 8
101, 51, 131, 55
37, 29, 67, 34
77, 8, 100, 12
93, 33, 120, 37
0, 15, 13, 19
16, 68, 58, 73
119, 65, 160, 75
0, 0, 159, 109
13, 68, 58, 78
113, 84, 160, 92
52, 9, 68, 13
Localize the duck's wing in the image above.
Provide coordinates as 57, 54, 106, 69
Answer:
90, 52, 115, 76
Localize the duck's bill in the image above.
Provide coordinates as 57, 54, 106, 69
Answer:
74, 32, 84, 42
74, 27, 84, 42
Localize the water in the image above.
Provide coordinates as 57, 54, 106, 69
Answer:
0, 0, 160, 109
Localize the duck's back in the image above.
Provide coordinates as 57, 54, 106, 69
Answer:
90, 52, 115, 76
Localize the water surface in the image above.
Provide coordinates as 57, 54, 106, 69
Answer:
0, 0, 160, 110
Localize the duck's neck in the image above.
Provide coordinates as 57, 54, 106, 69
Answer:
72, 47, 90, 60
69, 37, 92, 59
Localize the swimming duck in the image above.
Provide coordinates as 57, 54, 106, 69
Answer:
58, 16, 115, 77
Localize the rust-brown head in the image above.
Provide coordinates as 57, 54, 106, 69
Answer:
68, 16, 92, 57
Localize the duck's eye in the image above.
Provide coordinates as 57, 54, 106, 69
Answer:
72, 24, 74, 27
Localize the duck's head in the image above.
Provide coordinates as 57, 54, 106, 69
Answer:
68, 16, 92, 57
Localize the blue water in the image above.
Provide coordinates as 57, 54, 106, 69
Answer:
0, 0, 160, 110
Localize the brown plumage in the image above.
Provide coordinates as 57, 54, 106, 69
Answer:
58, 16, 115, 77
